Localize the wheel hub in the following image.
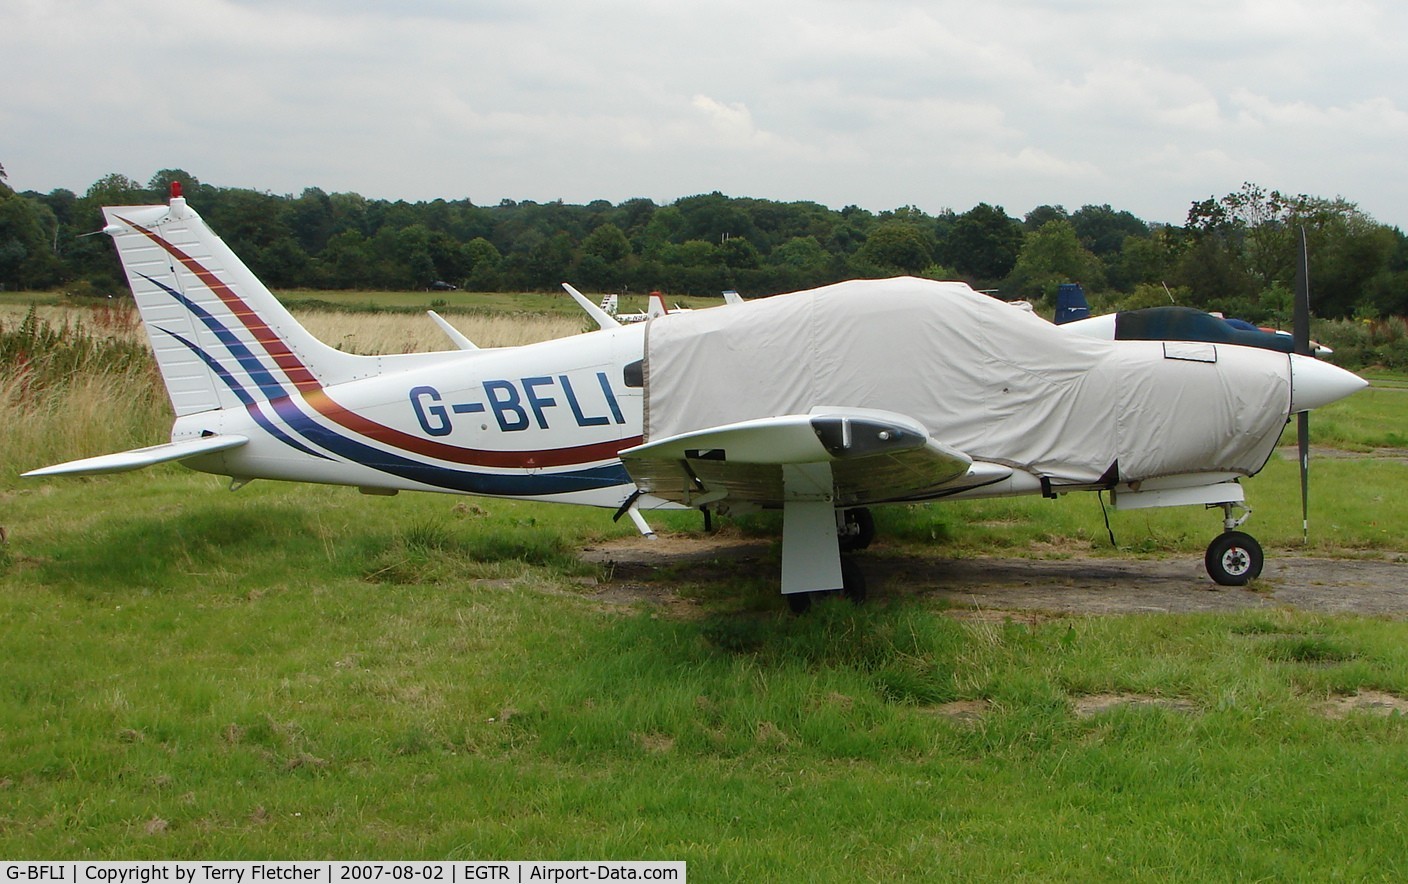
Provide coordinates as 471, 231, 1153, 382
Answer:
1221, 547, 1251, 576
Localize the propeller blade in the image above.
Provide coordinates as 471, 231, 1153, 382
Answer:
1293, 226, 1312, 542
1293, 226, 1312, 357
1298, 411, 1310, 543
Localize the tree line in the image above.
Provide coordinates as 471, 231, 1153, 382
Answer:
2, 164, 1406, 321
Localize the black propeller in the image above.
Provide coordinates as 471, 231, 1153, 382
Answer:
1293, 226, 1312, 543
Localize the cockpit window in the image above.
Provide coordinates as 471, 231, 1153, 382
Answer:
623, 359, 644, 388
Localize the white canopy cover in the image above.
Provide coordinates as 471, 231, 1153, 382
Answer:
643, 277, 1289, 486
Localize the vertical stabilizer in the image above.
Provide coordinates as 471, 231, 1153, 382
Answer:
647, 292, 669, 318
103, 196, 370, 416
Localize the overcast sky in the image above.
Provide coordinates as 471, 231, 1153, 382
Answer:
5, 0, 1407, 228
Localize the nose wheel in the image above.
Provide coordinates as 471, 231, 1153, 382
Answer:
1203, 501, 1263, 586
1205, 530, 1263, 586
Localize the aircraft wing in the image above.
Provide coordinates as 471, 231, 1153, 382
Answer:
620, 408, 1006, 509
22, 435, 249, 478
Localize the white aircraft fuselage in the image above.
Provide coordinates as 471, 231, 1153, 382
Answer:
178, 322, 649, 508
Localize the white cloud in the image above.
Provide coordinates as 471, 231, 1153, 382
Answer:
4, 0, 1408, 225
690, 96, 769, 144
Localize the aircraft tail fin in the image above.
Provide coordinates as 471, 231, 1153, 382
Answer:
647, 292, 670, 318
1054, 283, 1090, 325
102, 190, 370, 416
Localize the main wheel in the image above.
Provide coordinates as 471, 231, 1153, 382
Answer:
1205, 531, 1264, 586
838, 507, 875, 552
785, 559, 868, 614
786, 592, 813, 614
840, 557, 868, 604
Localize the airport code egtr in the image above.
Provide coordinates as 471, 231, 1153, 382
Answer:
1, 865, 684, 884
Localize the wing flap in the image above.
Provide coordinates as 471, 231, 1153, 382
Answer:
621, 408, 995, 507
22, 434, 249, 478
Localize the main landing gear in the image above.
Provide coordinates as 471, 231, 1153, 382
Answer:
1205, 502, 1264, 586
838, 506, 875, 552
786, 508, 874, 614
787, 557, 867, 614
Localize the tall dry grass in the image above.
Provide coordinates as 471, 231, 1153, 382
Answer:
297, 310, 587, 353
0, 303, 149, 347
1, 304, 589, 481
1, 306, 169, 481
0, 303, 587, 354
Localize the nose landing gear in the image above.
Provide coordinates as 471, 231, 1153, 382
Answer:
1205, 501, 1263, 586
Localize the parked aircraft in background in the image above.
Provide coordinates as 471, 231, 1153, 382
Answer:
24, 190, 1366, 610
597, 290, 744, 323
598, 291, 669, 323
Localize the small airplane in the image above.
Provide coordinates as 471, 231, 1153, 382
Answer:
25, 188, 1367, 610
598, 291, 668, 323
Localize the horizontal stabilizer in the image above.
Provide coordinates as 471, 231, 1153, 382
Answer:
427, 310, 478, 350
563, 283, 622, 330
22, 435, 249, 478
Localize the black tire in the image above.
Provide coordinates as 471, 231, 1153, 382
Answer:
786, 559, 867, 614
838, 507, 875, 552
840, 557, 868, 604
1205, 531, 1264, 586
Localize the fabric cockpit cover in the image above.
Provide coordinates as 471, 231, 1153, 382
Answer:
642, 278, 1288, 486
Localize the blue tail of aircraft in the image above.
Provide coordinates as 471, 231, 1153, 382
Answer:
1054, 283, 1090, 324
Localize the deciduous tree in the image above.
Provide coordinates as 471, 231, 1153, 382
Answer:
1006, 219, 1105, 300
851, 221, 933, 276
943, 203, 1022, 281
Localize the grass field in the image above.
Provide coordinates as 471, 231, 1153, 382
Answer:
3, 295, 1408, 876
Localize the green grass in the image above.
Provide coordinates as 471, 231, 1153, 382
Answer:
5, 467, 1408, 873
0, 291, 66, 307
5, 303, 1408, 873
1291, 382, 1408, 450
860, 451, 1408, 559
